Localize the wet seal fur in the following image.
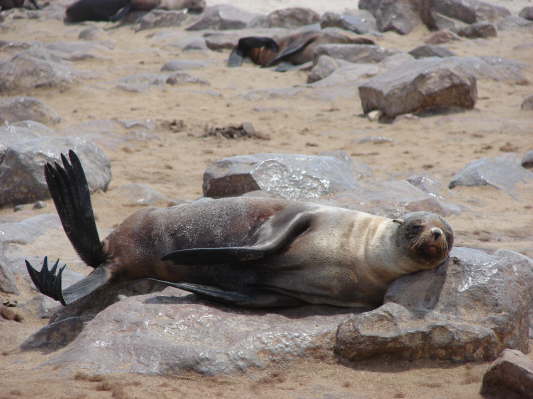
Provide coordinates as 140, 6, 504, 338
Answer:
228, 31, 375, 68
26, 151, 454, 309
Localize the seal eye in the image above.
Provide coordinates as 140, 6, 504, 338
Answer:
411, 225, 423, 234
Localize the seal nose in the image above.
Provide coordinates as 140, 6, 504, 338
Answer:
431, 227, 443, 240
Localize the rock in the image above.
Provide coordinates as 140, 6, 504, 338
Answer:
78, 26, 105, 41
314, 44, 397, 64
45, 286, 353, 375
519, 6, 533, 21
336, 248, 533, 362
165, 72, 208, 86
425, 29, 461, 44
204, 32, 239, 51
521, 95, 533, 111
44, 41, 110, 61
440, 56, 527, 83
307, 55, 349, 83
408, 44, 455, 59
367, 110, 382, 121
203, 153, 360, 200
186, 5, 257, 31
0, 47, 78, 93
0, 214, 60, 245
202, 122, 269, 140
182, 38, 207, 51
434, 0, 510, 24
0, 249, 18, 294
21, 317, 85, 351
522, 151, 533, 169
481, 349, 533, 398
359, 58, 477, 119
116, 73, 167, 92
161, 59, 209, 72
115, 184, 168, 206
320, 11, 377, 34
449, 154, 533, 192
136, 9, 188, 32
264, 7, 320, 28
359, 0, 424, 34
497, 15, 533, 31
454, 21, 497, 38
0, 136, 111, 207
0, 96, 60, 125
357, 136, 393, 144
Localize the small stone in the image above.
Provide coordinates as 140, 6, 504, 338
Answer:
522, 151, 533, 169
367, 110, 382, 121
32, 201, 46, 209
521, 95, 533, 111
454, 22, 497, 38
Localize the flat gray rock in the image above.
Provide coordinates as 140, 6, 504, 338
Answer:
307, 55, 351, 83
314, 44, 397, 64
136, 9, 188, 32
320, 11, 377, 34
0, 245, 18, 294
0, 47, 78, 92
432, 0, 510, 24
481, 349, 533, 398
522, 151, 533, 169
204, 32, 239, 50
448, 154, 533, 193
359, 57, 477, 119
359, 0, 423, 35
336, 247, 533, 362
408, 45, 455, 59
44, 41, 111, 61
454, 21, 497, 38
519, 6, 533, 21
0, 135, 111, 206
161, 59, 209, 71
263, 7, 319, 28
45, 287, 353, 375
186, 5, 258, 31
203, 152, 361, 200
0, 214, 60, 245
0, 96, 61, 125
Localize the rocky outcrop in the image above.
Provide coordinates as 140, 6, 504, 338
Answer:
359, 58, 477, 119
186, 5, 257, 30
263, 7, 320, 28
336, 248, 533, 362
202, 152, 361, 200
359, 0, 428, 35
432, 0, 511, 24
0, 96, 61, 125
481, 349, 533, 398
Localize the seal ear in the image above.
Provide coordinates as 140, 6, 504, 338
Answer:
392, 219, 404, 225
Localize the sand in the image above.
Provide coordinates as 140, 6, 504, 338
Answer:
1, 0, 533, 398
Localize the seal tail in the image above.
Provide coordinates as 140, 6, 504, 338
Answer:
45, 150, 106, 268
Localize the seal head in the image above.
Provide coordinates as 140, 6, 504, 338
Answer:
394, 211, 453, 268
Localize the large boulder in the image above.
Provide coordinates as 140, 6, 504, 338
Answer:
186, 5, 258, 30
320, 11, 377, 34
0, 135, 111, 207
480, 349, 533, 398
448, 154, 533, 193
336, 248, 533, 362
0, 47, 78, 92
359, 0, 429, 34
432, 0, 511, 24
0, 96, 61, 125
44, 287, 353, 375
359, 58, 477, 119
202, 152, 362, 200
263, 7, 320, 28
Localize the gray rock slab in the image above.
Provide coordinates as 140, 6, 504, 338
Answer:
320, 11, 377, 34
0, 96, 60, 125
359, 57, 477, 118
521, 95, 533, 111
203, 152, 361, 200
358, 0, 422, 35
0, 214, 60, 245
136, 9, 188, 32
0, 47, 78, 92
307, 55, 352, 83
519, 6, 533, 21
161, 59, 209, 71
21, 317, 84, 352
448, 154, 533, 193
186, 5, 258, 30
336, 247, 533, 362
204, 32, 239, 50
44, 41, 111, 61
454, 21, 497, 38
481, 349, 533, 398
522, 151, 533, 169
314, 44, 397, 64
432, 0, 511, 24
307, 63, 381, 88
0, 136, 111, 206
408, 45, 455, 59
263, 7, 319, 28
0, 246, 18, 294
116, 73, 168, 92
78, 26, 106, 41
46, 287, 354, 375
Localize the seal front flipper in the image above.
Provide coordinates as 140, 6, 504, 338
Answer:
149, 280, 303, 308
162, 210, 313, 265
227, 36, 279, 67
26, 257, 111, 305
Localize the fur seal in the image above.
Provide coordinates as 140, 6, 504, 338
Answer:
0, 0, 39, 11
26, 151, 453, 308
228, 31, 375, 68
64, 0, 204, 23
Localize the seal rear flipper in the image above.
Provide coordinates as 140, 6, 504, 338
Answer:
149, 279, 303, 308
162, 210, 313, 265
45, 150, 106, 268
265, 34, 317, 67
26, 257, 111, 305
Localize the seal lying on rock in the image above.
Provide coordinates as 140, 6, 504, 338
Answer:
64, 0, 204, 23
228, 31, 375, 68
26, 151, 453, 308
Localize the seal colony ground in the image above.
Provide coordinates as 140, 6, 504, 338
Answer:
27, 151, 453, 308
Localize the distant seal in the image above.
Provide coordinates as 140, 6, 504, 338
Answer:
64, 0, 204, 23
228, 31, 375, 68
26, 151, 453, 308
0, 0, 39, 10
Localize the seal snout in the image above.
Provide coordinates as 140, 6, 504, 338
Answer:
430, 227, 443, 240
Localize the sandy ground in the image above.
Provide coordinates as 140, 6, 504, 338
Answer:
1, 1, 533, 398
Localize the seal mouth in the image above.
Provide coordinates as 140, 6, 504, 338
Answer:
410, 232, 449, 263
